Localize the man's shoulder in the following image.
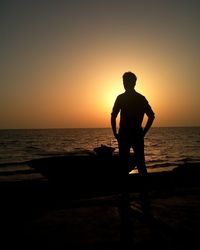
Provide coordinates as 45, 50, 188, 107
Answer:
117, 92, 125, 97
134, 91, 148, 102
136, 92, 148, 102
134, 91, 146, 98
116, 93, 125, 100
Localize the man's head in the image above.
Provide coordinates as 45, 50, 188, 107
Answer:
122, 71, 137, 91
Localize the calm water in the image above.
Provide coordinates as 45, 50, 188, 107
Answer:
0, 128, 200, 179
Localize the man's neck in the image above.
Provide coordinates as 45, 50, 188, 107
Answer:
125, 89, 136, 93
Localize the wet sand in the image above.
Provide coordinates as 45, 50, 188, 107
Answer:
1, 163, 200, 249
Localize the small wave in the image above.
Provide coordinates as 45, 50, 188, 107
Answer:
66, 149, 96, 156
177, 157, 200, 163
147, 162, 179, 169
0, 162, 32, 171
0, 168, 35, 176
25, 146, 41, 150
0, 162, 44, 182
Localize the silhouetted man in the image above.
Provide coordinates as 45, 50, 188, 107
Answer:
111, 71, 155, 199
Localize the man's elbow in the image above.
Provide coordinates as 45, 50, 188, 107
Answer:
151, 114, 155, 122
149, 113, 155, 123
111, 112, 117, 120
111, 115, 116, 124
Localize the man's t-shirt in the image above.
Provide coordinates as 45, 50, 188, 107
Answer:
111, 90, 154, 135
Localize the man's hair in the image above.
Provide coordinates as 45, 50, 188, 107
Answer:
122, 71, 137, 84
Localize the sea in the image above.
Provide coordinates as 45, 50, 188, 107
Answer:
0, 127, 200, 181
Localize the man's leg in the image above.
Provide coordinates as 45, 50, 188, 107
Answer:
118, 138, 131, 194
118, 139, 133, 246
133, 138, 146, 175
133, 139, 150, 216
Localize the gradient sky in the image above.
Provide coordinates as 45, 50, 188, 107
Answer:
1, 0, 200, 128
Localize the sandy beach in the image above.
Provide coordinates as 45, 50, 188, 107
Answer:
1, 162, 200, 249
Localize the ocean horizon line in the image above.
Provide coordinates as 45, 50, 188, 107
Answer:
0, 126, 200, 130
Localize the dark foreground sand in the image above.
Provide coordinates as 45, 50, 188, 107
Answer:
1, 163, 200, 249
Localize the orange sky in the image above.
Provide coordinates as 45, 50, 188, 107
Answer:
1, 1, 200, 128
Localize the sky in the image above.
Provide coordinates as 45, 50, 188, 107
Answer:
0, 0, 200, 129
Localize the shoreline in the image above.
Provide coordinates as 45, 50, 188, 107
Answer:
0, 160, 200, 249
1, 170, 200, 249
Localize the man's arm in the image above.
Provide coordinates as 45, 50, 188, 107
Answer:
111, 96, 120, 139
143, 114, 155, 137
143, 101, 155, 137
111, 115, 118, 139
